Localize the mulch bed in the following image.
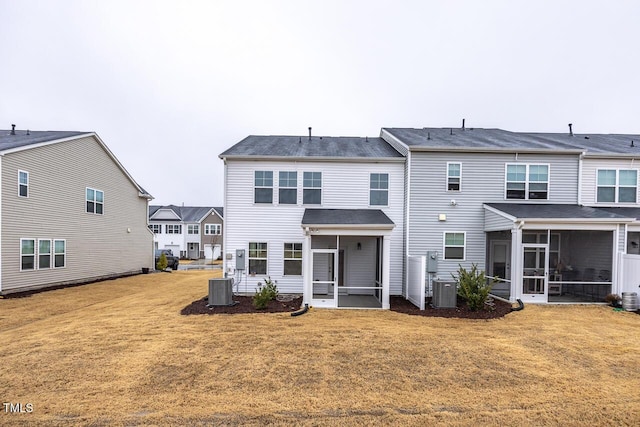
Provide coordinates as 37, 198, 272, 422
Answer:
181, 295, 304, 315
181, 294, 514, 319
389, 296, 514, 319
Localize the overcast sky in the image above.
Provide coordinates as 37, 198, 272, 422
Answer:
2, 0, 639, 206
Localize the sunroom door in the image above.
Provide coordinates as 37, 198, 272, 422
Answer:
311, 249, 337, 308
522, 243, 548, 303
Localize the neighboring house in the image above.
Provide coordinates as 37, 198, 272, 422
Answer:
381, 127, 640, 306
219, 135, 405, 309
148, 205, 224, 259
0, 127, 154, 295
221, 126, 640, 309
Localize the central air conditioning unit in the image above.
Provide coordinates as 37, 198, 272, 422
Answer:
432, 280, 457, 308
208, 278, 234, 306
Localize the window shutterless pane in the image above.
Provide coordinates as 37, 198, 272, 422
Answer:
445, 233, 464, 246
370, 190, 388, 206
279, 188, 297, 204
444, 247, 464, 260
597, 187, 615, 202
254, 171, 273, 186
529, 165, 548, 182
19, 171, 28, 184
370, 173, 388, 190
448, 163, 460, 176
284, 260, 302, 275
597, 170, 616, 185
22, 239, 35, 254
279, 171, 297, 187
619, 187, 637, 203
619, 170, 637, 186
87, 188, 94, 200
249, 259, 267, 274
303, 172, 321, 187
303, 189, 321, 204
507, 165, 526, 181
255, 188, 273, 203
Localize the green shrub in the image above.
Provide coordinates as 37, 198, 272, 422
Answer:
453, 264, 495, 311
156, 252, 168, 271
252, 277, 278, 309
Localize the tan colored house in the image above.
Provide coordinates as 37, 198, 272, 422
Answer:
0, 126, 154, 295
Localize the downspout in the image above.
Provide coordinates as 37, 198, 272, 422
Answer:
404, 150, 411, 298
577, 151, 585, 205
222, 159, 228, 277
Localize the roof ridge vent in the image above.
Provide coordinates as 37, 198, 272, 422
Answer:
11, 124, 16, 135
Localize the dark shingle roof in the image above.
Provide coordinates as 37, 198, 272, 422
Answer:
0, 129, 89, 151
384, 128, 640, 155
220, 135, 403, 159
594, 207, 640, 220
301, 209, 394, 226
486, 203, 634, 220
149, 205, 223, 221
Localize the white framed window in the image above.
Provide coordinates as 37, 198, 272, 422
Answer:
597, 169, 638, 203
20, 238, 35, 271
166, 224, 182, 234
54, 239, 66, 268
187, 224, 200, 234
279, 171, 297, 205
443, 232, 466, 260
370, 173, 389, 206
303, 172, 322, 205
205, 224, 221, 235
447, 163, 461, 191
38, 239, 52, 269
86, 187, 104, 214
284, 243, 303, 275
20, 238, 64, 270
149, 224, 162, 234
249, 242, 267, 275
505, 164, 548, 200
254, 171, 273, 204
18, 170, 29, 197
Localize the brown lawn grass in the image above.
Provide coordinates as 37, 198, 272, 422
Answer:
1, 270, 639, 426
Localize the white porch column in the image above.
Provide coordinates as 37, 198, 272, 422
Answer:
303, 231, 312, 305
510, 226, 522, 302
382, 235, 391, 309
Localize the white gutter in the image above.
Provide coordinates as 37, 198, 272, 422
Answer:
404, 150, 411, 298
218, 155, 405, 163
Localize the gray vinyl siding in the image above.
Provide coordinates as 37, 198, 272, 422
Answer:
408, 151, 579, 279
1, 136, 153, 293
581, 158, 640, 207
224, 159, 405, 295
484, 209, 514, 231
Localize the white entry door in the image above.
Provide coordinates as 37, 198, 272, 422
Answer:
311, 249, 337, 308
521, 243, 548, 303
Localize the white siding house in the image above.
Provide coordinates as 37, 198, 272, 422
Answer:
149, 205, 224, 260
0, 127, 154, 295
220, 135, 404, 309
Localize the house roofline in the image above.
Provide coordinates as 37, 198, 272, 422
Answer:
407, 146, 585, 155
1, 132, 153, 200
218, 155, 405, 163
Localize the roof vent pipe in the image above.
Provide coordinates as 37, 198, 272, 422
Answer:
568, 123, 573, 136
427, 132, 431, 140
632, 140, 635, 148
11, 124, 16, 135
462, 118, 465, 131
308, 127, 312, 141
26, 129, 30, 135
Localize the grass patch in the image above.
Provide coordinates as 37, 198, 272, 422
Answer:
0, 270, 639, 425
